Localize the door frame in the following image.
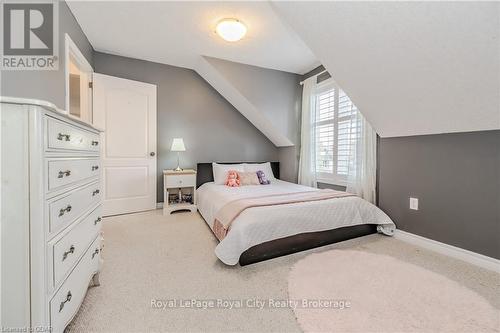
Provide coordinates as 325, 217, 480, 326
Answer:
64, 33, 94, 123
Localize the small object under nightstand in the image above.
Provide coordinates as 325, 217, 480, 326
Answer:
163, 169, 197, 214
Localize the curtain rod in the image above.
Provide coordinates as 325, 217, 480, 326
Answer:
299, 69, 328, 85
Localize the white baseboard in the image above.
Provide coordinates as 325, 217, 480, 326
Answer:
394, 230, 500, 273
156, 202, 164, 209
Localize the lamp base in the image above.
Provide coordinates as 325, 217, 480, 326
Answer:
174, 152, 183, 172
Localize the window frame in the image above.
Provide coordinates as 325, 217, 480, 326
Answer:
313, 79, 357, 187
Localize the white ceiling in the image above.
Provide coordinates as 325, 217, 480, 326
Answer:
66, 1, 319, 74
273, 1, 500, 137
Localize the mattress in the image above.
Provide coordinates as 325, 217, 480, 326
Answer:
197, 180, 396, 265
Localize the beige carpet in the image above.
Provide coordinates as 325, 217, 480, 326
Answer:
288, 250, 500, 333
67, 209, 500, 332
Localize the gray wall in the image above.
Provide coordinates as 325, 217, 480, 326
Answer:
1, 1, 93, 109
303, 65, 500, 259
278, 146, 300, 183
379, 130, 500, 259
93, 52, 279, 202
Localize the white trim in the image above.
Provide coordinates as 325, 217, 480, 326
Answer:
64, 34, 93, 118
316, 177, 347, 187
395, 230, 500, 273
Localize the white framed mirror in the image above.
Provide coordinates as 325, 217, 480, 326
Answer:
65, 33, 93, 123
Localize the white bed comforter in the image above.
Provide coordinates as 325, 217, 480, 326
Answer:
197, 180, 396, 265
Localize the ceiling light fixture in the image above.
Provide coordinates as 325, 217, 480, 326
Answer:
215, 18, 247, 42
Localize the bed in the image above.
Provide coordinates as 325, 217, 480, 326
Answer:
196, 162, 396, 266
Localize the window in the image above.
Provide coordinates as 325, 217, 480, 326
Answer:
313, 80, 360, 185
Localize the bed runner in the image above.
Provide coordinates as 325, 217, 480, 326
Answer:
213, 189, 354, 240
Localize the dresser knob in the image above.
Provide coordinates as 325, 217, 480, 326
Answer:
59, 204, 72, 217
92, 165, 99, 171
92, 189, 100, 196
62, 245, 75, 261
92, 248, 100, 259
57, 133, 71, 141
91, 140, 99, 146
59, 291, 72, 312
58, 170, 71, 178
94, 217, 102, 225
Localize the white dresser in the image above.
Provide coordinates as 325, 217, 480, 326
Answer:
1, 98, 103, 332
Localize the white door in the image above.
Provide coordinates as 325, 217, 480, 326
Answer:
93, 73, 157, 216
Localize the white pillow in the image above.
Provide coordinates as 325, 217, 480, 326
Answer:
212, 163, 244, 185
243, 162, 276, 180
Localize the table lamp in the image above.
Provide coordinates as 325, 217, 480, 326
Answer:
170, 138, 186, 171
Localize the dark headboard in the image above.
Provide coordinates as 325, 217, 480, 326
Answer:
196, 162, 280, 188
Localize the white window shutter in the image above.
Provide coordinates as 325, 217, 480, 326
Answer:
313, 82, 359, 185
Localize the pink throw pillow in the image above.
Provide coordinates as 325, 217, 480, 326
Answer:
239, 172, 260, 186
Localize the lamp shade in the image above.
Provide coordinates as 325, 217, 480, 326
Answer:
170, 138, 186, 152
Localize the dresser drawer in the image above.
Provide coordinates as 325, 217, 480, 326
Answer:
46, 117, 99, 152
51, 206, 102, 288
165, 174, 196, 188
50, 236, 101, 332
48, 181, 101, 235
47, 158, 100, 191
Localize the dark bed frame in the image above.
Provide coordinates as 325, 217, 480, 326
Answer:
196, 162, 377, 266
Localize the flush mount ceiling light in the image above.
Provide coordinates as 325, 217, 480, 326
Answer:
215, 18, 247, 42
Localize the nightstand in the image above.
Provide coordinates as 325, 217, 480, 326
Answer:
163, 169, 197, 215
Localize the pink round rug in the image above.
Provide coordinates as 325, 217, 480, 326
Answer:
288, 250, 500, 333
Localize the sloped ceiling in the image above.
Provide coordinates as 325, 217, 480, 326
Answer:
200, 57, 301, 144
196, 56, 295, 147
273, 1, 500, 137
66, 1, 319, 74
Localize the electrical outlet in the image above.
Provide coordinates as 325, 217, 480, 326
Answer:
409, 197, 419, 210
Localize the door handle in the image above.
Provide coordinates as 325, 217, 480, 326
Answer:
150, 152, 155, 157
